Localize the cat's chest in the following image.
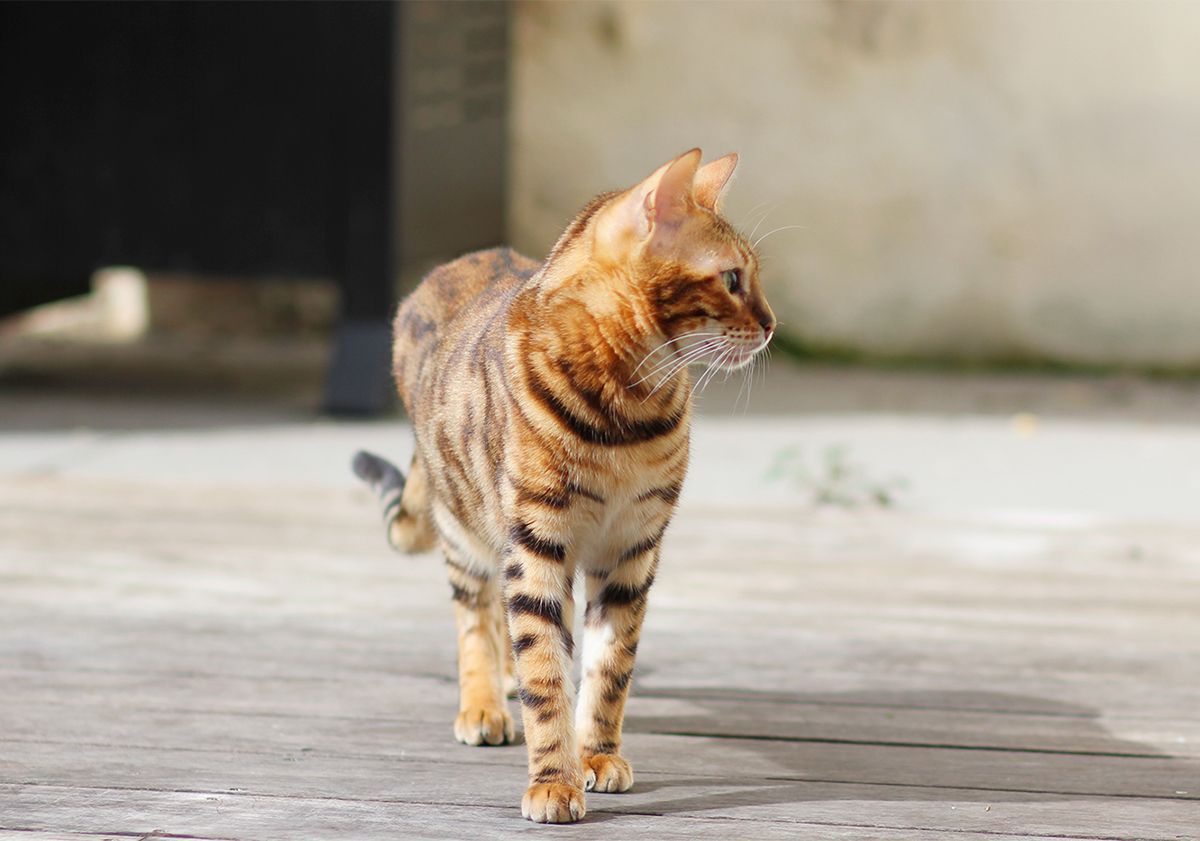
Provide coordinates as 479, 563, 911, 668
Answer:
561, 453, 685, 571
566, 491, 655, 571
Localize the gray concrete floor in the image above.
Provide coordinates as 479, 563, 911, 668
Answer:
2, 347, 1199, 839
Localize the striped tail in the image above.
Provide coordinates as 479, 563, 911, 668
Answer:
352, 447, 406, 518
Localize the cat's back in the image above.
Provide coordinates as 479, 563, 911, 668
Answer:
392, 247, 540, 408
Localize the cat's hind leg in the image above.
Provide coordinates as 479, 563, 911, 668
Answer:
389, 453, 436, 552
351, 451, 436, 553
438, 513, 514, 746
494, 600, 519, 699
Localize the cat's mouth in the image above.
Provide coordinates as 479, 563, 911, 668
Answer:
720, 340, 769, 371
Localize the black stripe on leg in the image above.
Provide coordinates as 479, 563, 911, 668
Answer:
533, 765, 566, 783
585, 739, 618, 755
597, 573, 655, 609
510, 522, 566, 563
534, 740, 562, 759
637, 483, 682, 505
445, 557, 489, 581
619, 525, 667, 563
518, 687, 554, 711
512, 632, 538, 655
450, 583, 480, 606
602, 668, 633, 704
507, 593, 563, 627
591, 714, 616, 732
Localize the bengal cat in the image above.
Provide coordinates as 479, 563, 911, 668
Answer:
353, 148, 775, 823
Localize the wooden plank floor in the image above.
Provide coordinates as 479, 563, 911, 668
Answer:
2, 471, 1199, 840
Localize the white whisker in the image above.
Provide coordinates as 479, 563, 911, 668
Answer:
689, 357, 717, 401
742, 200, 771, 229
753, 224, 807, 250
628, 331, 720, 379
747, 202, 777, 242
629, 337, 721, 388
692, 346, 734, 398
641, 339, 728, 399
629, 336, 725, 388
708, 347, 737, 389
635, 335, 723, 375
735, 354, 753, 414
743, 354, 758, 415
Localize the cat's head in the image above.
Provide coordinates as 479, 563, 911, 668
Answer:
585, 148, 776, 373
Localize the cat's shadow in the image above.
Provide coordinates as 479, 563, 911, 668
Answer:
613, 686, 1197, 816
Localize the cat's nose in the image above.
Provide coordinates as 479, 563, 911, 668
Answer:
751, 299, 776, 340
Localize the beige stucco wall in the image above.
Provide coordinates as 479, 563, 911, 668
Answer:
510, 1, 1200, 368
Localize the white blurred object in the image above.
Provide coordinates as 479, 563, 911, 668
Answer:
1, 266, 148, 342
92, 267, 149, 340
1010, 412, 1040, 439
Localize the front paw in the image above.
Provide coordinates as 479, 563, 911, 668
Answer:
582, 753, 634, 793
521, 782, 586, 823
453, 705, 515, 746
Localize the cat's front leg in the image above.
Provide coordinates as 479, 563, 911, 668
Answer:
575, 544, 659, 794
503, 521, 585, 823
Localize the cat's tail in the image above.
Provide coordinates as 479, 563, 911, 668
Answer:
351, 450, 436, 553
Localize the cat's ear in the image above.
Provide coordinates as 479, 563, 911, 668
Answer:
596, 148, 702, 248
693, 152, 739, 211
644, 148, 702, 229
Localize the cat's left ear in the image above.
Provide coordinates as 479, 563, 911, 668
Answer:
693, 153, 739, 212
595, 149, 701, 249
645, 148, 703, 229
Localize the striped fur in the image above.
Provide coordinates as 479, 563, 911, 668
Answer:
358, 149, 774, 823
351, 450, 406, 548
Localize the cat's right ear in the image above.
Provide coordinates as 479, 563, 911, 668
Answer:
694, 153, 739, 212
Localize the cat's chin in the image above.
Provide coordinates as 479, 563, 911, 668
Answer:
720, 345, 766, 371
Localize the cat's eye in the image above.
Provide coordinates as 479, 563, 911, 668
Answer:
721, 269, 742, 294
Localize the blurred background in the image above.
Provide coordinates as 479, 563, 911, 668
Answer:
7, 6, 1200, 836
3, 0, 1200, 481
514, 1, 1200, 371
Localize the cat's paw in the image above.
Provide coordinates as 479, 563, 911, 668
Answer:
453, 705, 515, 746
521, 782, 586, 823
582, 753, 634, 793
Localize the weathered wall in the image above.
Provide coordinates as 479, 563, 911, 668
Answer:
510, 1, 1200, 368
